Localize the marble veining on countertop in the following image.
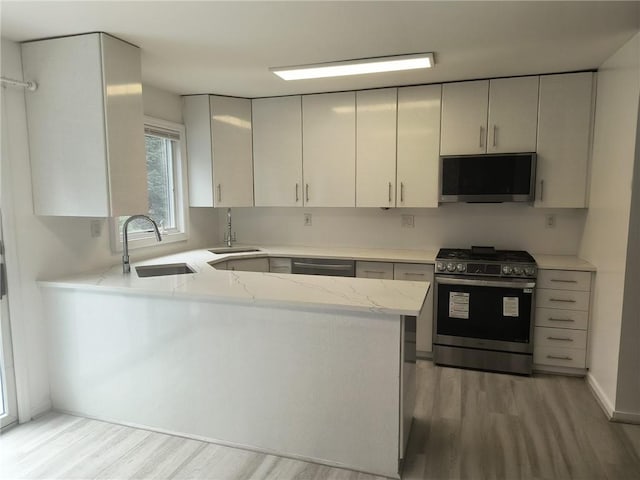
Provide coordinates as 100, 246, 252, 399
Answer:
38, 247, 433, 316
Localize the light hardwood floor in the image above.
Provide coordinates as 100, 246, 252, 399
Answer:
1, 361, 639, 479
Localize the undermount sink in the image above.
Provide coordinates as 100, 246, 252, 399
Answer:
209, 247, 262, 255
136, 263, 195, 278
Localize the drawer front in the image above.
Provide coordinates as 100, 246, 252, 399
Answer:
393, 263, 433, 281
534, 327, 587, 350
536, 288, 590, 311
227, 258, 269, 272
538, 270, 591, 291
356, 261, 394, 279
535, 307, 588, 330
269, 257, 291, 274
534, 346, 586, 369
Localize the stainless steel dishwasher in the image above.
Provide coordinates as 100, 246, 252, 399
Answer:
291, 258, 356, 277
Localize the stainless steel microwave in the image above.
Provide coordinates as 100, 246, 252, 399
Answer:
439, 152, 537, 203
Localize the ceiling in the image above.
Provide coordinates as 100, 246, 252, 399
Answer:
1, 1, 639, 98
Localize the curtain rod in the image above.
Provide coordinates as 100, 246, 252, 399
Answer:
0, 76, 37, 91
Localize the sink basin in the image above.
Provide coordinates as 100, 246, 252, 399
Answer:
136, 263, 195, 278
209, 247, 262, 254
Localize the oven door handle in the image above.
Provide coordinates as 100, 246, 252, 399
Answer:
436, 276, 536, 289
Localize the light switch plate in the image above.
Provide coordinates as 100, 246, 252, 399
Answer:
545, 214, 556, 228
401, 215, 414, 228
90, 219, 102, 237
304, 213, 312, 226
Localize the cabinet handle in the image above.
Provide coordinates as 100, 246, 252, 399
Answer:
404, 272, 425, 277
547, 355, 573, 361
217, 184, 222, 202
295, 183, 299, 203
388, 182, 392, 203
365, 270, 386, 275
546, 336, 574, 342
305, 184, 309, 203
550, 279, 578, 284
400, 182, 405, 203
548, 317, 575, 323
549, 298, 576, 303
479, 126, 484, 148
540, 180, 544, 202
492, 125, 497, 147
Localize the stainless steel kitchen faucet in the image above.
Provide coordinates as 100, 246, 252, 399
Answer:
122, 215, 162, 273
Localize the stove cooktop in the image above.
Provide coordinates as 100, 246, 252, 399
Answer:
435, 247, 537, 277
437, 247, 536, 264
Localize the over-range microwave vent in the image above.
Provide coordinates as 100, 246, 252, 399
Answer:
439, 152, 536, 203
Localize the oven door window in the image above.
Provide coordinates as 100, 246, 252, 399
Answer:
436, 283, 532, 343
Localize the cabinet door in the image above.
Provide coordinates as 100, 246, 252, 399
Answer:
184, 95, 214, 207
394, 263, 434, 354
210, 96, 254, 207
487, 76, 539, 153
356, 89, 397, 207
440, 80, 489, 155
356, 261, 394, 279
397, 84, 442, 207
253, 96, 303, 207
302, 92, 356, 207
535, 73, 594, 208
226, 258, 269, 272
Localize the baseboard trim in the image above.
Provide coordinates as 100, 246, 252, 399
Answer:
30, 401, 52, 421
611, 410, 640, 424
586, 373, 615, 419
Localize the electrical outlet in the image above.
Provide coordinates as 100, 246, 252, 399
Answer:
304, 213, 312, 226
401, 214, 414, 228
545, 214, 556, 228
90, 219, 102, 238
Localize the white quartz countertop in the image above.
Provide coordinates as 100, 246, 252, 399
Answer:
39, 247, 432, 316
532, 254, 596, 272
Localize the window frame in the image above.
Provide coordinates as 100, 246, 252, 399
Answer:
110, 116, 190, 252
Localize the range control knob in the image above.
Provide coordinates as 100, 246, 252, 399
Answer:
524, 267, 536, 276
513, 266, 523, 276
436, 262, 445, 272
446, 263, 456, 272
456, 263, 466, 272
502, 265, 513, 275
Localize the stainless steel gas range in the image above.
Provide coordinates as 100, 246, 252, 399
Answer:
433, 246, 537, 375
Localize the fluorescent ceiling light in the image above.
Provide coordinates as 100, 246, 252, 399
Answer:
270, 53, 434, 81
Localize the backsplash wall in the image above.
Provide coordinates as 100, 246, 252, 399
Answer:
218, 204, 587, 255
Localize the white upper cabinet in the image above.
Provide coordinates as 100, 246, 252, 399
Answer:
252, 96, 303, 207
440, 80, 489, 155
356, 89, 397, 207
535, 72, 595, 208
441, 77, 539, 155
487, 76, 539, 153
22, 33, 147, 217
302, 92, 356, 207
183, 95, 254, 207
397, 84, 442, 208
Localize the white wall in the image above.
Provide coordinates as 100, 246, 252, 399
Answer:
222, 205, 586, 255
0, 38, 217, 421
579, 33, 640, 414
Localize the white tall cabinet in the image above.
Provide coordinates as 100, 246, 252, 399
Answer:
302, 92, 356, 207
397, 84, 442, 207
535, 72, 595, 208
183, 95, 254, 208
356, 89, 397, 207
252, 96, 303, 207
22, 33, 147, 217
440, 76, 539, 155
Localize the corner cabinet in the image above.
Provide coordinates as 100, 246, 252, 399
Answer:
22, 33, 147, 217
252, 96, 303, 207
535, 72, 595, 208
440, 76, 539, 155
183, 95, 254, 207
302, 92, 356, 207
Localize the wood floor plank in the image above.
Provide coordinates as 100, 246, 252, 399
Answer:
2, 360, 640, 480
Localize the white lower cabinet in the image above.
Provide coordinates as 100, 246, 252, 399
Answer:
394, 263, 434, 356
534, 269, 593, 373
224, 258, 270, 272
355, 261, 394, 279
269, 258, 292, 274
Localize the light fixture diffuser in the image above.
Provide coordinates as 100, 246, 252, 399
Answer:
270, 53, 434, 81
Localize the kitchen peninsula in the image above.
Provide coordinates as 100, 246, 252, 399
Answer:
39, 248, 431, 478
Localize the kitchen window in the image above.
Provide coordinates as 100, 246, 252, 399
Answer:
110, 117, 189, 250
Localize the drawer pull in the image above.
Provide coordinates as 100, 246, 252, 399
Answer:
548, 317, 574, 322
404, 272, 425, 277
547, 355, 572, 361
550, 279, 578, 283
546, 336, 573, 342
364, 270, 386, 275
549, 298, 576, 303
